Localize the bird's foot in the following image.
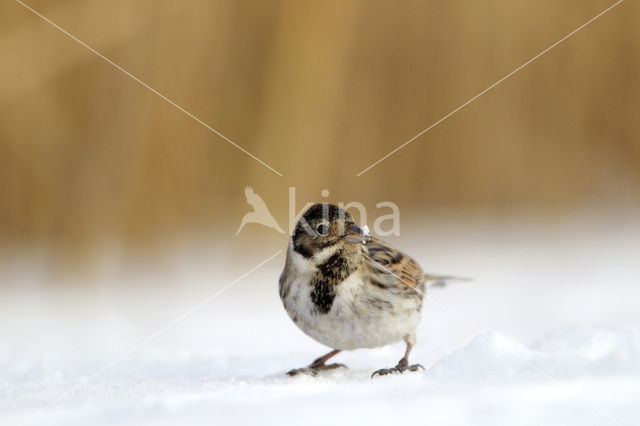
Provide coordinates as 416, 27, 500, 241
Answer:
287, 363, 348, 377
371, 362, 424, 378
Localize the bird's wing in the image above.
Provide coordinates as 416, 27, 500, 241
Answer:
363, 237, 426, 296
244, 186, 269, 211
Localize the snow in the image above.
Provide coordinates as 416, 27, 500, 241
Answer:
2, 216, 640, 425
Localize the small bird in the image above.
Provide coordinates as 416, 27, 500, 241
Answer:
279, 203, 467, 377
236, 186, 284, 235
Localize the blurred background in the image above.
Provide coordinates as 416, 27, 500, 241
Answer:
2, 1, 640, 424
1, 0, 639, 274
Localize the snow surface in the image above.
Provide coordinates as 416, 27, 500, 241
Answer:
2, 217, 640, 425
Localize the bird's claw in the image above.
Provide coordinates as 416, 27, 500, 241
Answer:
371, 363, 424, 378
287, 363, 348, 377
287, 367, 314, 377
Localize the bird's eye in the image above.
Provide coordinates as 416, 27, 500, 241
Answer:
316, 223, 330, 236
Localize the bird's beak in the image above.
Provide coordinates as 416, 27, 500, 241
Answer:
342, 224, 369, 244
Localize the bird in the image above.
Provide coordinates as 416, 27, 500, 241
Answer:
279, 203, 468, 378
236, 186, 285, 235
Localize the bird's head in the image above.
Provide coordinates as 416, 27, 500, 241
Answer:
291, 203, 368, 259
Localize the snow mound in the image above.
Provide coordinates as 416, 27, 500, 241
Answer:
428, 326, 640, 381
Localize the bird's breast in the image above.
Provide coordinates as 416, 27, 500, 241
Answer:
280, 267, 420, 350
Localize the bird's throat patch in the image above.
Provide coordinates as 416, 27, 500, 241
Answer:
310, 276, 335, 314
310, 249, 358, 314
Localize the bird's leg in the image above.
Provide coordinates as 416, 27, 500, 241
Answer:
395, 342, 425, 372
287, 349, 347, 377
371, 342, 425, 378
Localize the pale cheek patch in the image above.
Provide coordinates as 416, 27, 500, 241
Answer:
313, 244, 341, 264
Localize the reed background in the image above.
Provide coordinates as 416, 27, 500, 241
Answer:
1, 0, 638, 274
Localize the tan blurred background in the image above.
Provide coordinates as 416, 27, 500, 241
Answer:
1, 0, 639, 272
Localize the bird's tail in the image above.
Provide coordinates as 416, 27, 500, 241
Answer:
424, 274, 472, 289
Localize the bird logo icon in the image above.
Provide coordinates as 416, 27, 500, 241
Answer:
236, 186, 285, 235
